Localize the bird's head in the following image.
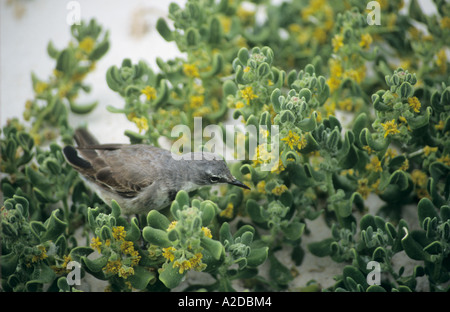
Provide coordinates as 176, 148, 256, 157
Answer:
184, 152, 250, 190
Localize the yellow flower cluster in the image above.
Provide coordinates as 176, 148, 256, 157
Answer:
381, 119, 400, 138
34, 81, 49, 94
257, 181, 266, 194
79, 36, 95, 53
281, 130, 307, 151
359, 33, 373, 50
161, 221, 212, 274
183, 63, 200, 78
240, 86, 258, 104
332, 34, 344, 53
357, 178, 371, 199
52, 255, 73, 275
272, 185, 288, 196
201, 226, 213, 238
132, 116, 149, 134
141, 86, 157, 101
189, 95, 205, 109
437, 154, 450, 166
31, 245, 48, 263
423, 145, 438, 156
271, 158, 287, 174
411, 169, 430, 199
253, 143, 272, 167
173, 253, 204, 274
365, 156, 382, 173
90, 226, 141, 280
407, 96, 421, 113
220, 202, 234, 219
436, 49, 447, 73
327, 58, 366, 93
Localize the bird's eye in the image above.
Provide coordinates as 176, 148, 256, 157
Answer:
209, 176, 220, 183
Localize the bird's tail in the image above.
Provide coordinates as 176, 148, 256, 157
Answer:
63, 127, 98, 170
74, 127, 99, 147
62, 145, 93, 169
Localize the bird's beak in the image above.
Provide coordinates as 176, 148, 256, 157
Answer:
228, 178, 251, 190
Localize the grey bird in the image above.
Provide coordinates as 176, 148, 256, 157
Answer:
63, 128, 250, 215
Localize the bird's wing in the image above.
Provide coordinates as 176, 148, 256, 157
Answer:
65, 144, 171, 198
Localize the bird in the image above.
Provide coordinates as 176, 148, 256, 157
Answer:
63, 128, 250, 215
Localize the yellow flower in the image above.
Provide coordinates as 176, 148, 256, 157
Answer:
371, 179, 381, 194
416, 188, 430, 199
131, 116, 149, 134
327, 76, 341, 92
79, 36, 95, 53
343, 66, 366, 84
235, 101, 245, 109
385, 148, 398, 159
297, 134, 308, 150
52, 255, 74, 275
357, 178, 371, 199
189, 95, 204, 109
313, 28, 327, 44
338, 98, 353, 111
53, 69, 63, 78
341, 168, 354, 176
243, 66, 251, 73
118, 266, 135, 279
141, 86, 157, 101
423, 145, 438, 156
112, 226, 126, 241
130, 250, 141, 266
435, 120, 445, 131
441, 16, 450, 29
366, 156, 382, 172
31, 246, 48, 263
219, 15, 232, 33
400, 158, 409, 171
104, 259, 121, 274
240, 86, 258, 104
189, 253, 203, 270
236, 6, 255, 25
162, 247, 176, 262
281, 130, 300, 150
183, 63, 200, 78
363, 145, 375, 154
359, 33, 373, 50
381, 119, 400, 138
192, 107, 211, 117
62, 255, 72, 267
256, 181, 266, 194
436, 49, 447, 73
167, 221, 178, 231
120, 241, 135, 255
220, 203, 234, 219
437, 154, 450, 166
201, 227, 212, 238
408, 96, 421, 113
271, 158, 286, 174
411, 169, 428, 187
90, 236, 102, 253
34, 82, 48, 94
253, 143, 272, 166
272, 185, 288, 196
332, 34, 344, 52
173, 259, 192, 274
288, 24, 302, 34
